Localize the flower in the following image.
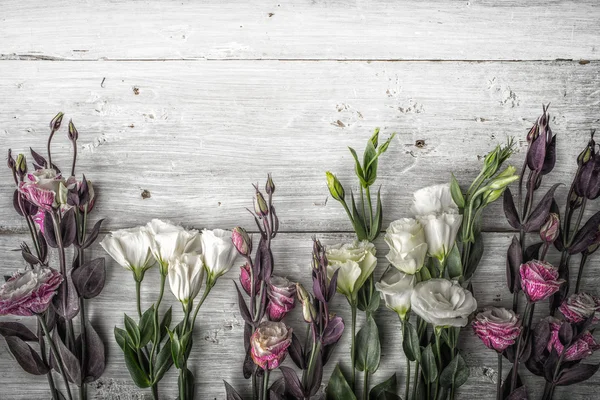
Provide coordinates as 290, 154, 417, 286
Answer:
375, 268, 415, 320
100, 226, 154, 280
411, 279, 477, 327
18, 168, 65, 211
559, 292, 600, 324
519, 260, 564, 303
412, 184, 462, 260
472, 307, 522, 352
326, 240, 377, 299
267, 276, 296, 322
146, 219, 202, 273
547, 319, 600, 361
200, 229, 239, 281
250, 321, 293, 370
0, 266, 63, 316
240, 263, 259, 296
539, 213, 560, 243
231, 227, 252, 257
384, 218, 428, 274
168, 253, 204, 305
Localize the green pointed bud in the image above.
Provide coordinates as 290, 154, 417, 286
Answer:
326, 171, 345, 202
484, 188, 504, 204
254, 190, 268, 217
50, 111, 64, 132
483, 146, 500, 178
488, 166, 518, 190
370, 128, 380, 148
16, 154, 27, 174
265, 173, 275, 195
68, 120, 79, 141
57, 182, 69, 205
577, 132, 595, 166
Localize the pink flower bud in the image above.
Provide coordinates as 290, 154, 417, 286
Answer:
231, 227, 252, 257
539, 213, 559, 243
519, 260, 564, 303
250, 321, 292, 370
0, 266, 63, 316
239, 263, 259, 296
559, 292, 600, 324
266, 276, 296, 322
472, 307, 522, 352
547, 320, 600, 361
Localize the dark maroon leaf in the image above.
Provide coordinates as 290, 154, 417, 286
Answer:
524, 184, 561, 232
328, 268, 339, 301
43, 211, 58, 248
29, 148, 47, 167
60, 208, 77, 247
541, 135, 557, 175
53, 329, 81, 385
82, 320, 105, 382
38, 230, 48, 263
5, 336, 49, 375
21, 249, 41, 265
503, 188, 521, 229
501, 367, 524, 398
556, 363, 600, 386
558, 322, 573, 347
52, 270, 80, 320
524, 242, 544, 263
544, 349, 559, 383
13, 191, 38, 216
279, 366, 305, 398
81, 219, 104, 249
313, 276, 326, 304
322, 316, 345, 346
506, 386, 529, 400
233, 282, 252, 324
288, 333, 305, 369
506, 236, 522, 293
532, 319, 551, 362
0, 322, 38, 341
243, 347, 255, 379
72, 258, 106, 299
569, 210, 600, 254
79, 177, 90, 207
308, 353, 323, 396
224, 381, 243, 400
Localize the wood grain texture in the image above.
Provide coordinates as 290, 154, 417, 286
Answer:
1, 60, 599, 234
1, 232, 598, 400
0, 0, 598, 61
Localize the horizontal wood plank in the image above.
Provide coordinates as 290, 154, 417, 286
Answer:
0, 1, 598, 61
1, 60, 599, 234
0, 232, 598, 399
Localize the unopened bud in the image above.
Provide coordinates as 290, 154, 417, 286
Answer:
50, 112, 64, 132
7, 149, 15, 171
484, 188, 504, 204
326, 171, 345, 202
68, 120, 79, 141
483, 146, 500, 178
569, 191, 583, 209
57, 182, 68, 205
526, 123, 539, 143
297, 283, 315, 323
488, 167, 518, 190
265, 173, 275, 195
16, 154, 27, 174
540, 213, 560, 243
254, 190, 269, 217
232, 227, 252, 256
577, 131, 595, 167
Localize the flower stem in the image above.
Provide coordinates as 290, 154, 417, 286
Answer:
191, 280, 214, 330
412, 359, 420, 400
575, 254, 588, 293
405, 358, 411, 400
37, 315, 73, 400
135, 279, 143, 318
433, 328, 442, 400
496, 353, 502, 400
510, 301, 532, 392
79, 296, 87, 400
262, 369, 270, 400
365, 186, 373, 234
350, 300, 357, 391
148, 272, 166, 399
37, 319, 58, 400
363, 369, 369, 400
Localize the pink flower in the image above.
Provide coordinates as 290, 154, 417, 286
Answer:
472, 307, 522, 352
547, 320, 600, 361
519, 260, 564, 303
18, 169, 65, 211
559, 292, 600, 324
266, 276, 296, 322
231, 227, 252, 257
250, 321, 292, 370
240, 263, 259, 296
0, 266, 63, 316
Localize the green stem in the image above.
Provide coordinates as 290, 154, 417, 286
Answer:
148, 272, 166, 398
365, 186, 373, 233
136, 279, 143, 318
350, 300, 357, 391
262, 369, 270, 400
412, 359, 420, 400
360, 186, 367, 229
252, 372, 258, 400
37, 315, 73, 400
363, 369, 369, 400
496, 353, 502, 400
179, 304, 192, 400
433, 328, 442, 400
405, 358, 411, 400
191, 280, 214, 330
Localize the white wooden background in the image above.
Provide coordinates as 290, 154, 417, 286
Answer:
1, 1, 600, 399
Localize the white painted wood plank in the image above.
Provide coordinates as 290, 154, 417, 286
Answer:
1, 60, 599, 233
0, 1, 598, 61
0, 232, 598, 399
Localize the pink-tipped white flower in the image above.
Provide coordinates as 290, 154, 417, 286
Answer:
519, 260, 564, 303
547, 319, 600, 361
250, 321, 292, 370
266, 276, 296, 322
168, 253, 205, 306
559, 292, 600, 324
472, 307, 521, 352
231, 227, 252, 257
18, 168, 65, 211
0, 266, 63, 316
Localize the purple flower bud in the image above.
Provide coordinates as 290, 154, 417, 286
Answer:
265, 173, 275, 195
254, 190, 269, 217
7, 149, 15, 171
68, 120, 79, 141
472, 307, 522, 352
240, 263, 259, 296
526, 109, 551, 172
232, 227, 252, 257
267, 276, 296, 322
49, 112, 64, 132
519, 260, 564, 303
575, 153, 600, 200
578, 131, 595, 167
539, 213, 560, 243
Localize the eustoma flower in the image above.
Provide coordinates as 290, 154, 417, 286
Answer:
472, 307, 521, 352
250, 321, 293, 370
0, 266, 63, 316
147, 219, 202, 274
519, 260, 564, 303
412, 184, 462, 261
547, 319, 600, 361
168, 253, 205, 307
266, 276, 296, 322
384, 218, 428, 274
326, 240, 377, 299
18, 168, 65, 211
375, 267, 415, 320
100, 226, 154, 281
411, 279, 477, 327
200, 229, 238, 282
559, 292, 600, 324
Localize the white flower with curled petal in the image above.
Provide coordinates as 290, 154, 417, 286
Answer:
326, 240, 377, 299
100, 226, 154, 281
200, 229, 239, 281
375, 267, 416, 320
384, 218, 428, 274
411, 279, 477, 327
168, 253, 205, 306
146, 219, 202, 274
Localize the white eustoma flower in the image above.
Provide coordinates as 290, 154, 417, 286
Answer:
385, 218, 428, 274
326, 240, 377, 299
200, 229, 239, 280
168, 253, 204, 305
410, 279, 477, 327
412, 184, 463, 261
375, 267, 416, 320
100, 226, 154, 280
146, 219, 202, 273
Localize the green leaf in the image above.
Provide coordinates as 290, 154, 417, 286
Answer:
450, 174, 465, 209
446, 244, 462, 280
369, 373, 396, 400
114, 327, 128, 351
152, 338, 174, 384
124, 314, 141, 349
350, 191, 368, 241
439, 353, 469, 389
464, 233, 485, 281
420, 345, 438, 384
123, 338, 151, 388
363, 139, 378, 186
402, 321, 421, 362
419, 263, 432, 281
355, 315, 381, 373
370, 128, 380, 149
168, 329, 182, 369
377, 132, 396, 156
160, 306, 173, 342
368, 188, 383, 241
348, 147, 366, 186
139, 305, 155, 348
376, 392, 402, 400
326, 365, 357, 400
